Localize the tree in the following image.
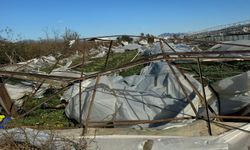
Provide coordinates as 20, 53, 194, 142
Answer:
62, 28, 80, 54
62, 28, 80, 42
146, 34, 154, 44
117, 35, 133, 43
140, 33, 145, 38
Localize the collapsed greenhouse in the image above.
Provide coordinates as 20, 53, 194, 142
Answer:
0, 35, 250, 149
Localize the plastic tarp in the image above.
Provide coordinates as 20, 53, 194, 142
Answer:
121, 43, 142, 51
209, 70, 250, 115
50, 61, 81, 78
84, 123, 250, 150
4, 82, 47, 106
142, 42, 192, 57
65, 61, 201, 128
18, 55, 57, 72
179, 69, 250, 118
1, 123, 249, 150
209, 40, 250, 57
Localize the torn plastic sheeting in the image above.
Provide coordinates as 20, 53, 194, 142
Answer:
210, 40, 250, 51
216, 123, 250, 150
5, 82, 47, 100
142, 42, 188, 56
92, 51, 106, 58
121, 41, 129, 46
180, 69, 250, 118
81, 135, 225, 150
50, 61, 82, 78
61, 79, 92, 102
89, 45, 109, 58
5, 83, 33, 100
139, 39, 148, 45
0, 64, 25, 72
28, 55, 57, 69
209, 40, 250, 57
65, 61, 201, 128
1, 124, 250, 150
69, 40, 76, 48
0, 56, 55, 72
210, 70, 250, 115
83, 123, 250, 150
174, 44, 192, 52
121, 43, 141, 50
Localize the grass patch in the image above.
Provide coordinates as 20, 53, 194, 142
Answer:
76, 50, 144, 76
9, 94, 71, 129
179, 61, 250, 84
120, 64, 144, 76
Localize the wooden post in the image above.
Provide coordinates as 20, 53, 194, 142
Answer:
0, 77, 17, 117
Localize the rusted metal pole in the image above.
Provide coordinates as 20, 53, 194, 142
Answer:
167, 62, 199, 117
89, 116, 194, 124
162, 39, 176, 53
104, 40, 113, 69
197, 58, 212, 136
161, 39, 216, 117
79, 50, 86, 126
83, 74, 101, 135
83, 41, 113, 135
79, 78, 82, 126
87, 117, 194, 127
0, 70, 77, 81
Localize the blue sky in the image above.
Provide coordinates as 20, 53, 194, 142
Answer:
1, 0, 250, 40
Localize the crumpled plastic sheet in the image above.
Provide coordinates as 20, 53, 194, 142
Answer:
65, 61, 201, 128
